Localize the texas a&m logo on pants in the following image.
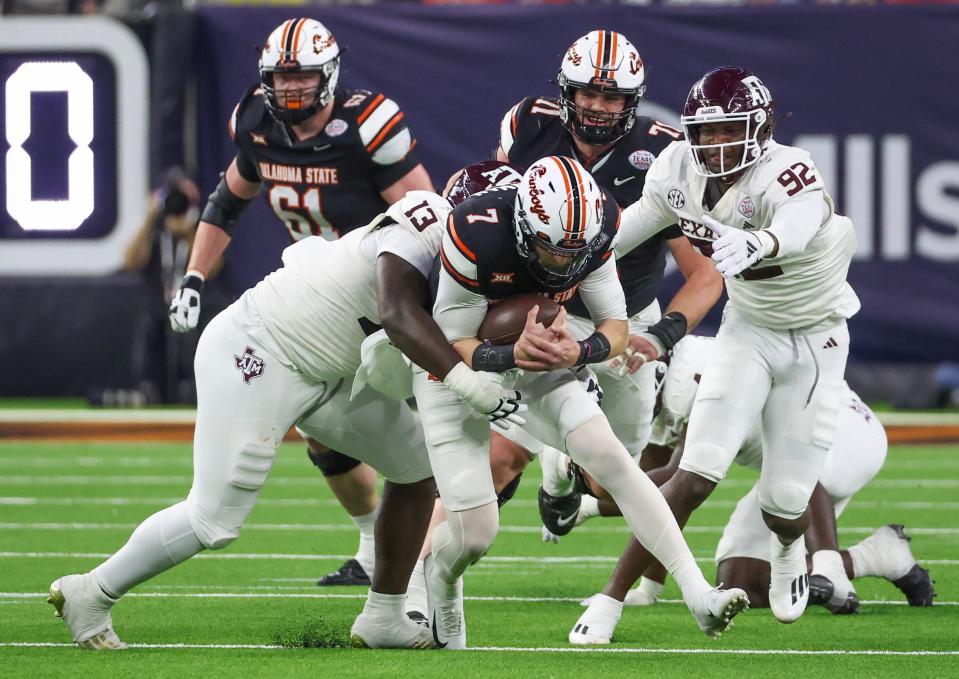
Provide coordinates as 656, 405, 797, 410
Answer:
235, 346, 265, 384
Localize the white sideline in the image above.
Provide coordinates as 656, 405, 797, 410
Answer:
0, 642, 956, 655
3, 495, 959, 511
0, 551, 956, 566
1, 521, 957, 536
2, 591, 955, 605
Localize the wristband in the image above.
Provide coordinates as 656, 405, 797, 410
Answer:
472, 340, 517, 373
646, 312, 687, 352
575, 332, 611, 366
181, 272, 204, 292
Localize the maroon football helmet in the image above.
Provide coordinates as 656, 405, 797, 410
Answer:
444, 160, 523, 207
681, 67, 774, 178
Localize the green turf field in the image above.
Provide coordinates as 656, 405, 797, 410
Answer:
1, 440, 955, 677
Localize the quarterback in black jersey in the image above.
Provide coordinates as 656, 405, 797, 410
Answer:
167, 18, 433, 588
416, 156, 746, 648
495, 32, 722, 534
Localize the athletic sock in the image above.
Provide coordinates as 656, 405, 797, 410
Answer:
352, 507, 378, 576
405, 558, 428, 615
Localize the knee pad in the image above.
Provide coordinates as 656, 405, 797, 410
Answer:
307, 448, 362, 477
496, 473, 522, 508
432, 503, 499, 580
759, 481, 811, 521
189, 441, 274, 550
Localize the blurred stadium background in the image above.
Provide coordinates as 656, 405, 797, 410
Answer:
1, 1, 958, 408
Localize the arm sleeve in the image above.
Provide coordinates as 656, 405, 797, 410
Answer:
234, 148, 260, 183
614, 151, 677, 257
577, 255, 628, 324
433, 267, 490, 343
762, 189, 829, 259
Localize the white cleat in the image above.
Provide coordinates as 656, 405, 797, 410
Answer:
688, 587, 749, 638
769, 535, 809, 623
424, 554, 466, 650
569, 593, 623, 645
349, 611, 436, 649
47, 574, 126, 650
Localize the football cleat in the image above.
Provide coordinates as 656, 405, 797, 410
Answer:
424, 554, 466, 650
47, 574, 126, 650
893, 564, 937, 607
808, 574, 859, 614
688, 586, 749, 639
769, 535, 808, 623
406, 610, 429, 626
879, 525, 936, 606
569, 594, 623, 645
350, 612, 435, 649
538, 486, 582, 537
317, 558, 371, 587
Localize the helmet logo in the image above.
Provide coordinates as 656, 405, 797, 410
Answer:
589, 77, 616, 89
527, 165, 550, 224
629, 51, 643, 76
567, 46, 582, 66
667, 188, 686, 209
742, 75, 771, 107
738, 197, 756, 218
313, 34, 336, 54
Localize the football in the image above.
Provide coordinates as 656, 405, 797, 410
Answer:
478, 293, 561, 345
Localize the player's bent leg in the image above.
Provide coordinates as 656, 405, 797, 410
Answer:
350, 478, 437, 649
565, 416, 747, 638
847, 525, 937, 606
426, 502, 499, 650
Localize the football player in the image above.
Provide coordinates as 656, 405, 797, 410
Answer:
416, 155, 747, 649
167, 18, 435, 586
46, 165, 523, 651
598, 66, 862, 624
495, 31, 722, 531
572, 335, 935, 643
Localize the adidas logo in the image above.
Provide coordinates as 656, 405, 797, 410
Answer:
790, 573, 808, 605
823, 337, 839, 349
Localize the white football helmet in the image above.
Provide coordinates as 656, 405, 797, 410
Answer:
258, 18, 340, 124
514, 156, 605, 291
557, 30, 646, 145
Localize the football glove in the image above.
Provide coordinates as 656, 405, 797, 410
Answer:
169, 272, 204, 332
572, 365, 603, 406
703, 216, 772, 279
443, 362, 526, 429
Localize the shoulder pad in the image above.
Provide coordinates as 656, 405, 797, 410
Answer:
500, 96, 562, 159
385, 191, 451, 256
349, 92, 412, 164
228, 85, 265, 142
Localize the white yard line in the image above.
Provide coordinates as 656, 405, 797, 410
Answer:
0, 641, 956, 655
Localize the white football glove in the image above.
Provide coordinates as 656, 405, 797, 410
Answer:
168, 272, 204, 332
443, 362, 527, 429
703, 216, 772, 279
572, 365, 603, 405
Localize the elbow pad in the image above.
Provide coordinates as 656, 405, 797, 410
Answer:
200, 178, 254, 236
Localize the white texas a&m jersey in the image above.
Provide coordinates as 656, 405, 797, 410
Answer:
618, 140, 860, 330
248, 190, 450, 382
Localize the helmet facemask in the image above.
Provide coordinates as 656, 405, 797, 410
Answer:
260, 56, 339, 125
558, 77, 642, 146
514, 205, 598, 292
682, 107, 769, 178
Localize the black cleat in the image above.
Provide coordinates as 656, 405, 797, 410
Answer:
808, 574, 859, 614
538, 486, 582, 537
893, 564, 936, 607
317, 558, 371, 587
406, 610, 429, 626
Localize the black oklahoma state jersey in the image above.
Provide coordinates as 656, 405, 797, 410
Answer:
439, 185, 621, 306
499, 96, 682, 316
229, 85, 420, 242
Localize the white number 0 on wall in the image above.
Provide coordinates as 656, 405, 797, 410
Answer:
5, 61, 94, 231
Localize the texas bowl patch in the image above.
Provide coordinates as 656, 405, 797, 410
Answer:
629, 149, 656, 171
324, 118, 348, 137
738, 197, 756, 219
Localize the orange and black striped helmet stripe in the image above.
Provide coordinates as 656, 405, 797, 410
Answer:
280, 18, 308, 62
593, 30, 618, 80
550, 156, 589, 242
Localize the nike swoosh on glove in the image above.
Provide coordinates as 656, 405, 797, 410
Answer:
703, 216, 772, 279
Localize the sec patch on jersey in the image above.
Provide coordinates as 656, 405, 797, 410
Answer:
478, 294, 561, 345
